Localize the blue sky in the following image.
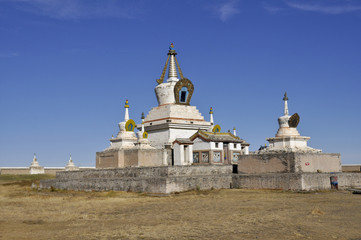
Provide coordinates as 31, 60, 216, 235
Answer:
1, 0, 360, 167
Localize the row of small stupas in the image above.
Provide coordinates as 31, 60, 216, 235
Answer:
28, 153, 78, 174
95, 44, 320, 168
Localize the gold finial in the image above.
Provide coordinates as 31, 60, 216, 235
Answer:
141, 112, 145, 120
233, 127, 236, 130
124, 99, 129, 108
156, 55, 170, 84
174, 55, 184, 79
209, 107, 213, 114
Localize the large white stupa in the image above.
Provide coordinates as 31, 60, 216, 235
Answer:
143, 44, 212, 148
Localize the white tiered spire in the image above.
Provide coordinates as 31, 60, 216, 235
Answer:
283, 92, 289, 116
168, 53, 178, 81
209, 107, 214, 125
167, 43, 179, 82
124, 99, 129, 121
233, 127, 236, 136
141, 112, 145, 133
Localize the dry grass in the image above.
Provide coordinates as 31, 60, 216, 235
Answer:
1, 176, 361, 240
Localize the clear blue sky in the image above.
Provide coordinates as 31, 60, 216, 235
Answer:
1, 0, 360, 167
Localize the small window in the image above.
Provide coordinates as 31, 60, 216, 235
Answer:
180, 91, 187, 102
215, 143, 219, 148
179, 87, 188, 103
234, 143, 237, 148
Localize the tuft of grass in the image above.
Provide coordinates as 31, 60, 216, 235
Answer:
0, 174, 55, 187
0, 174, 55, 181
311, 207, 325, 216
105, 190, 118, 197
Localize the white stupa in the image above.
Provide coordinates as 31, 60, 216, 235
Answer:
107, 100, 138, 150
136, 112, 154, 149
143, 44, 212, 148
29, 153, 45, 174
262, 92, 321, 153
65, 154, 79, 171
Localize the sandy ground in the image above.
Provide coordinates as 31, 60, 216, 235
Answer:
1, 175, 361, 240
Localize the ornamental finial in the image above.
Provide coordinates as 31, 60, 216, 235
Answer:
209, 107, 213, 114
125, 99, 129, 108
169, 43, 174, 50
283, 92, 288, 101
141, 112, 145, 120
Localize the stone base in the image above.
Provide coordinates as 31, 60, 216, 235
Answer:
29, 166, 45, 174
96, 148, 171, 168
40, 165, 232, 194
65, 166, 79, 171
232, 173, 361, 191
238, 153, 341, 174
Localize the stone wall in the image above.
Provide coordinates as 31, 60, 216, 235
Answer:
342, 165, 361, 172
40, 165, 232, 194
0, 167, 94, 175
232, 172, 361, 190
238, 153, 341, 174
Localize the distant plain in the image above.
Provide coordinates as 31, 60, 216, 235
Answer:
1, 175, 360, 240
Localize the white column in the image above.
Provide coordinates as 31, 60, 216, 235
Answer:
162, 148, 168, 165
179, 145, 185, 165
188, 145, 193, 165
124, 108, 129, 122
244, 146, 249, 155
233, 127, 236, 136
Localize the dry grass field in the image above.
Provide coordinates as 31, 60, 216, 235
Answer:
1, 175, 361, 240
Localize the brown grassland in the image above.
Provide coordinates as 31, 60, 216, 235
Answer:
0, 174, 361, 240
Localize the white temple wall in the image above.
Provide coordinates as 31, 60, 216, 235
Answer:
192, 138, 211, 151
229, 143, 242, 150
169, 128, 198, 144
147, 130, 170, 148
210, 141, 223, 150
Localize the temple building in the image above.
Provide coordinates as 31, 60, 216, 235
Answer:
96, 44, 249, 168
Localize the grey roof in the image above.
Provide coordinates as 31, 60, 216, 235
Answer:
173, 138, 193, 144
190, 131, 249, 144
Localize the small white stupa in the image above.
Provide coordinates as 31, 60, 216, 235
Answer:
29, 153, 45, 174
65, 154, 79, 171
262, 92, 321, 153
136, 112, 154, 149
107, 100, 138, 149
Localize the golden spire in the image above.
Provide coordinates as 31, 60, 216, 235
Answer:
124, 99, 129, 108
156, 43, 185, 84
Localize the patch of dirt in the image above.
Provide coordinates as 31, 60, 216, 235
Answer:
1, 181, 361, 239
